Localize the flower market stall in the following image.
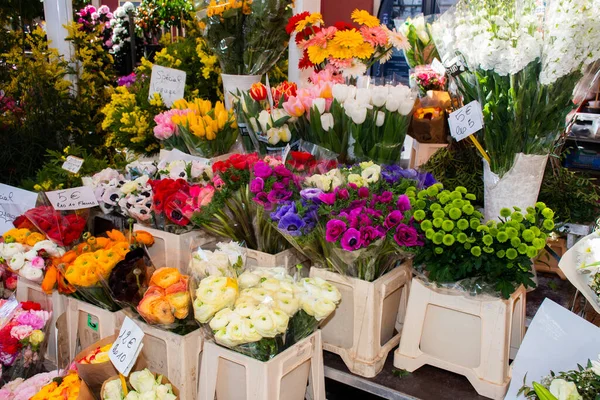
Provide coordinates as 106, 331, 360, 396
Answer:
1, 0, 600, 399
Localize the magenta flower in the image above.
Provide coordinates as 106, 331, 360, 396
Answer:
394, 224, 420, 247
253, 161, 272, 179
340, 228, 362, 251
250, 178, 265, 193
318, 192, 336, 205
325, 219, 347, 242
16, 313, 45, 330
397, 195, 411, 212
360, 226, 382, 245
267, 190, 293, 204
274, 165, 292, 177
378, 191, 393, 203
358, 187, 370, 198
335, 187, 349, 200
385, 210, 404, 230
254, 192, 269, 207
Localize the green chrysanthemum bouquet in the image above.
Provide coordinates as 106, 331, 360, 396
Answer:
410, 183, 555, 298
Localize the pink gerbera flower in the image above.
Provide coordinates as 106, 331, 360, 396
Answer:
360, 26, 388, 47
306, 26, 337, 49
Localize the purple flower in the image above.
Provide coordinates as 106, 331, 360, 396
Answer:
300, 188, 324, 202
254, 192, 269, 207
394, 224, 421, 247
360, 226, 382, 246
385, 210, 404, 229
267, 190, 293, 205
253, 161, 272, 179
335, 187, 349, 200
16, 313, 45, 330
272, 182, 286, 192
250, 177, 265, 193
318, 192, 336, 205
397, 195, 411, 212
274, 165, 292, 177
378, 191, 393, 203
340, 228, 362, 251
271, 202, 295, 222
417, 172, 437, 189
278, 213, 305, 236
325, 219, 347, 242
358, 187, 369, 198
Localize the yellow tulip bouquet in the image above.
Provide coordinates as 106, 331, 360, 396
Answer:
166, 98, 239, 157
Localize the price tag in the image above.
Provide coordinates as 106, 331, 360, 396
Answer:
61, 156, 84, 174
109, 317, 145, 376
431, 58, 446, 76
149, 65, 186, 107
444, 55, 466, 77
0, 184, 38, 234
448, 100, 484, 141
46, 186, 99, 211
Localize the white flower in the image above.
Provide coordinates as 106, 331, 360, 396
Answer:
257, 110, 271, 131
375, 111, 385, 127
355, 88, 371, 106
371, 86, 389, 107
214, 328, 240, 348
361, 164, 381, 183
385, 94, 401, 112
312, 298, 337, 321
305, 174, 333, 192
250, 308, 279, 337
114, 7, 126, 18
209, 308, 236, 330
350, 106, 368, 124
549, 379, 582, 400
240, 318, 262, 342
122, 2, 135, 12
341, 59, 367, 78
120, 180, 138, 194
276, 298, 299, 316
320, 113, 334, 131
1, 243, 24, 258
312, 98, 326, 114
332, 84, 350, 103
234, 301, 257, 317
238, 271, 261, 289
20, 265, 43, 281
9, 253, 25, 270
397, 98, 415, 116
591, 356, 600, 376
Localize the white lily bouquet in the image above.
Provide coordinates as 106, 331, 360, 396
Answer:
192, 267, 341, 361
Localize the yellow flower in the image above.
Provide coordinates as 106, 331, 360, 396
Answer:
354, 42, 375, 59
328, 42, 353, 60
307, 45, 330, 64
295, 12, 323, 32
351, 9, 380, 28
332, 29, 364, 49
29, 330, 45, 346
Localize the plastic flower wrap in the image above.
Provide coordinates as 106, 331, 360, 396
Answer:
410, 64, 447, 95
574, 233, 600, 307
192, 266, 340, 361
394, 14, 439, 69
0, 370, 61, 400
195, 0, 293, 75
102, 368, 178, 400
157, 159, 213, 184
288, 9, 409, 78
23, 206, 87, 247
411, 184, 555, 298
0, 298, 52, 383
0, 229, 65, 282
31, 370, 83, 400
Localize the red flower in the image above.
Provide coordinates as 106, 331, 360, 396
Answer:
334, 21, 355, 31
0, 324, 21, 359
249, 83, 268, 102
286, 11, 310, 35
295, 26, 319, 44
298, 50, 314, 70
24, 206, 85, 246
5, 275, 17, 290
212, 160, 231, 173
21, 301, 42, 311
289, 151, 314, 163
163, 191, 191, 226
12, 215, 35, 230
150, 179, 187, 214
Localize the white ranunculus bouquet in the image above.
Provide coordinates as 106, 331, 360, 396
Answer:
102, 368, 178, 400
0, 232, 65, 282
189, 241, 246, 279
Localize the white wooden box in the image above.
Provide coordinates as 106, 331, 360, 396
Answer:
245, 248, 309, 269
16, 277, 68, 364
394, 278, 526, 399
309, 262, 412, 378
66, 297, 122, 360
198, 330, 325, 400
409, 140, 448, 169
116, 315, 203, 399
133, 224, 216, 273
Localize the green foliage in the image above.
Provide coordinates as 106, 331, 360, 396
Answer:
519, 360, 600, 400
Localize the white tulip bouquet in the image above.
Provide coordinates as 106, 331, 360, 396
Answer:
192, 267, 341, 361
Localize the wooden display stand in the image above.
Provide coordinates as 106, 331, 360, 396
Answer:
409, 140, 448, 169
393, 278, 526, 399
66, 298, 122, 360
133, 224, 216, 273
310, 262, 412, 378
16, 277, 67, 364
245, 248, 309, 269
198, 330, 325, 400
533, 237, 567, 279
116, 314, 203, 400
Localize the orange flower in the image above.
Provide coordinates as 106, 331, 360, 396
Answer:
150, 268, 182, 289
41, 265, 58, 294
106, 229, 127, 242
132, 230, 154, 246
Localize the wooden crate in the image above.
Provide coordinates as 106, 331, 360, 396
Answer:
116, 314, 203, 400
16, 277, 68, 364
409, 140, 448, 169
198, 330, 325, 400
310, 262, 412, 378
534, 237, 567, 279
245, 248, 309, 269
394, 278, 526, 400
133, 224, 216, 273
66, 298, 122, 360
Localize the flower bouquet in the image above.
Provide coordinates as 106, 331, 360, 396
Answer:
192, 266, 340, 361
0, 370, 61, 400
0, 229, 65, 282
157, 159, 213, 184
410, 64, 447, 95
0, 299, 52, 384
189, 240, 246, 280
432, 0, 600, 220
23, 206, 88, 247
288, 9, 409, 78
101, 368, 178, 400
411, 183, 555, 298
394, 14, 439, 69
31, 369, 89, 400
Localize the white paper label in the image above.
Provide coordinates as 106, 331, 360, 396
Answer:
431, 58, 446, 76
149, 65, 186, 107
109, 317, 145, 376
448, 100, 484, 141
282, 144, 291, 162
61, 156, 84, 174
46, 187, 99, 210
0, 184, 38, 234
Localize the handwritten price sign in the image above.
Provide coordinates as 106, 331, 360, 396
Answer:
109, 317, 145, 376
46, 187, 99, 211
149, 65, 186, 107
0, 184, 38, 234
61, 156, 84, 174
448, 101, 484, 141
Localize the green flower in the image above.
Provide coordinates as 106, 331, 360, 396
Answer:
535, 201, 546, 211
470, 219, 480, 229
434, 247, 444, 255
513, 206, 521, 211
517, 244, 528, 254
506, 227, 518, 239
430, 203, 442, 211
448, 208, 462, 220
457, 219, 469, 230
457, 232, 468, 243
522, 229, 535, 242
462, 204, 475, 215
465, 193, 476, 201
482, 234, 493, 246
455, 186, 467, 194
414, 210, 426, 221
511, 237, 521, 247
543, 219, 555, 231
496, 250, 506, 258
416, 200, 427, 209
433, 210, 446, 219
532, 238, 545, 250
464, 243, 472, 250
500, 208, 512, 218
439, 194, 450, 204
421, 220, 433, 231
526, 246, 539, 258
483, 247, 494, 254
531, 226, 541, 236
452, 199, 465, 209
426, 229, 435, 239
497, 231, 509, 243
442, 220, 455, 232
433, 218, 443, 228
511, 212, 524, 222
477, 225, 489, 233
526, 214, 536, 223
426, 186, 439, 197
489, 227, 499, 236
450, 191, 462, 200
506, 248, 518, 260
432, 232, 444, 245
417, 190, 427, 200
542, 208, 554, 219
526, 206, 536, 214
471, 246, 482, 257
443, 234, 456, 246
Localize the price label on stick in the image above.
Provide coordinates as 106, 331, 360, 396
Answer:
448, 100, 484, 141
109, 317, 145, 376
46, 187, 99, 211
61, 156, 84, 174
431, 58, 446, 76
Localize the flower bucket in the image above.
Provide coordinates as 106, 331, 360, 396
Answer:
221, 73, 261, 110
483, 153, 548, 222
